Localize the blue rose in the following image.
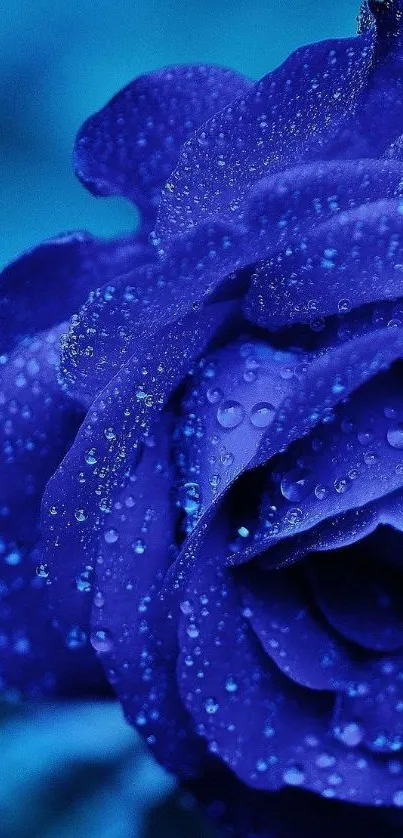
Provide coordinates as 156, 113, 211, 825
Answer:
3, 1, 403, 835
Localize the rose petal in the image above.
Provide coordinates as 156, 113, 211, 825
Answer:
74, 65, 251, 220
60, 223, 245, 403
88, 413, 203, 777
0, 327, 105, 698
237, 564, 355, 692
245, 198, 403, 330
0, 233, 150, 354
175, 338, 299, 531
176, 521, 403, 806
309, 549, 403, 653
42, 302, 234, 634
156, 32, 375, 240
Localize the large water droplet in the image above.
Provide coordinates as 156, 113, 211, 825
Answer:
204, 697, 219, 714
250, 402, 276, 428
387, 424, 403, 450
281, 468, 313, 501
216, 400, 245, 429
178, 482, 201, 516
283, 765, 305, 786
90, 628, 114, 653
104, 527, 119, 544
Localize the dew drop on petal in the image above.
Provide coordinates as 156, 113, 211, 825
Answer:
281, 468, 313, 501
387, 424, 403, 450
90, 628, 114, 653
283, 765, 305, 786
216, 400, 245, 429
250, 402, 276, 428
104, 527, 119, 544
204, 697, 219, 714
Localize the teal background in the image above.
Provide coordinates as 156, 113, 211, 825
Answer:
0, 2, 360, 836
0, 0, 357, 269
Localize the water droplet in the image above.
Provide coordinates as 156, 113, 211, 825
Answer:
216, 400, 245, 429
281, 468, 313, 501
90, 628, 114, 653
387, 424, 403, 450
178, 482, 201, 516
284, 507, 303, 526
206, 387, 223, 404
393, 790, 403, 807
315, 485, 329, 500
94, 591, 105, 608
225, 676, 238, 693
104, 527, 119, 544
5, 550, 21, 566
250, 402, 276, 428
338, 298, 351, 314
357, 429, 374, 446
338, 722, 363, 747
66, 626, 87, 650
204, 697, 219, 714
334, 477, 350, 494
85, 448, 98, 465
283, 765, 305, 786
132, 538, 146, 555
76, 569, 92, 593
74, 508, 87, 522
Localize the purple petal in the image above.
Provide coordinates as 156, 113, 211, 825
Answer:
43, 302, 234, 634
156, 33, 374, 240
245, 198, 403, 330
60, 223, 245, 403
88, 413, 203, 777
309, 549, 403, 653
176, 522, 403, 805
0, 326, 105, 697
0, 233, 150, 354
175, 338, 299, 530
238, 564, 356, 692
231, 367, 403, 566
74, 65, 252, 220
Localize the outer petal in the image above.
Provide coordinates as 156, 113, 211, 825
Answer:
0, 326, 105, 697
88, 415, 204, 778
43, 302, 234, 634
176, 523, 403, 807
175, 338, 299, 530
156, 34, 374, 240
244, 199, 403, 330
74, 65, 252, 220
0, 232, 151, 353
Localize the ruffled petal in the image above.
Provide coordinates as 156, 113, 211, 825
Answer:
156, 33, 374, 240
0, 233, 150, 354
237, 564, 355, 692
43, 302, 233, 634
176, 522, 403, 806
335, 653, 403, 757
245, 198, 403, 330
88, 414, 203, 777
231, 367, 403, 567
0, 326, 105, 698
175, 338, 299, 531
309, 549, 403, 653
74, 65, 252, 220
60, 224, 245, 403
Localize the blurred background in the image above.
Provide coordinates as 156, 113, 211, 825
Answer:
1, 0, 358, 269
0, 1, 359, 836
